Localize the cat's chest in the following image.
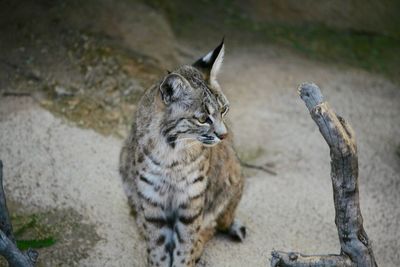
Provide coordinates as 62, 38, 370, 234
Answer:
137, 162, 208, 208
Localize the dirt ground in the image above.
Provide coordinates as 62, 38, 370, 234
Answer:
0, 1, 399, 266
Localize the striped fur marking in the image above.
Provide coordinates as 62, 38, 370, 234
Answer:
179, 208, 203, 225
138, 190, 164, 209
139, 175, 154, 186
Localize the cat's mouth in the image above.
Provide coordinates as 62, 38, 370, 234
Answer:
198, 134, 220, 146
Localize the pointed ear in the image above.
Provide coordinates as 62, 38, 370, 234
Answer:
193, 39, 224, 85
159, 73, 190, 105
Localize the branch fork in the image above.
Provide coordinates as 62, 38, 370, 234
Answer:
270, 83, 377, 267
0, 160, 38, 267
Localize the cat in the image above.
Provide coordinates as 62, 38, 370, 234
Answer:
119, 40, 245, 267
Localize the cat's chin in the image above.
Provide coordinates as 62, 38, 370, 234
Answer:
198, 139, 221, 147
201, 143, 219, 147
202, 143, 218, 147
198, 134, 221, 146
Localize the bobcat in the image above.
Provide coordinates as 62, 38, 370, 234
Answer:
119, 40, 245, 267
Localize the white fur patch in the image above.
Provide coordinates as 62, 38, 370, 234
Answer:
202, 51, 213, 62
210, 44, 224, 87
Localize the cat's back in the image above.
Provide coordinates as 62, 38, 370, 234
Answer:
119, 85, 156, 179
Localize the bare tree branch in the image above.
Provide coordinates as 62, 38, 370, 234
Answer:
0, 161, 15, 244
239, 160, 277, 175
270, 83, 377, 267
270, 251, 352, 267
0, 160, 38, 267
0, 230, 38, 267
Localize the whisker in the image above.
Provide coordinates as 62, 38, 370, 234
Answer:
169, 137, 196, 143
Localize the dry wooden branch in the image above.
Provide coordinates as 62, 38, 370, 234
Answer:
239, 160, 277, 175
0, 160, 38, 267
270, 83, 377, 267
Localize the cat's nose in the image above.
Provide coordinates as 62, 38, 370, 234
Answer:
214, 132, 228, 140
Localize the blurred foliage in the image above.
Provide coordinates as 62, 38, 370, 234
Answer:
6, 205, 101, 266
145, 0, 400, 82
13, 214, 57, 250
254, 24, 399, 81
17, 238, 56, 250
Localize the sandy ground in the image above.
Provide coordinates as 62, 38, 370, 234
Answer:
0, 43, 399, 267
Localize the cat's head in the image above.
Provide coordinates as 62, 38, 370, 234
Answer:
158, 40, 230, 148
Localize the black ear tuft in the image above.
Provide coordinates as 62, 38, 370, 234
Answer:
193, 38, 225, 79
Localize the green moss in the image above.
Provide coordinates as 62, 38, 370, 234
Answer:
17, 238, 56, 251
251, 23, 400, 81
7, 201, 101, 267
12, 214, 57, 250
12, 214, 54, 244
13, 214, 39, 237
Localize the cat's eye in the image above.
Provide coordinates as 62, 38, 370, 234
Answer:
197, 115, 212, 124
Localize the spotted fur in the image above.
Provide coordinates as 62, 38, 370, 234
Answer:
119, 41, 245, 267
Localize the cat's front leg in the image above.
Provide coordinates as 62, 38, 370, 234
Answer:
170, 206, 205, 267
192, 226, 215, 263
144, 210, 203, 267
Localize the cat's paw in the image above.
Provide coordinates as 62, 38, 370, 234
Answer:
228, 219, 246, 242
